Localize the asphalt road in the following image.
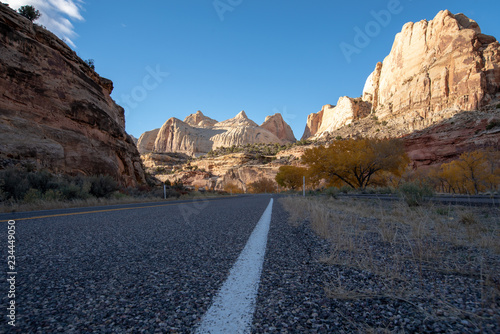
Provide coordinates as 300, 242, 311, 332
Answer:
0, 195, 286, 333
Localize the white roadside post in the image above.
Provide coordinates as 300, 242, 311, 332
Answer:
303, 176, 305, 197
163, 183, 166, 199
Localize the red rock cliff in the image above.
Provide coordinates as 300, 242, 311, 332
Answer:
0, 4, 145, 186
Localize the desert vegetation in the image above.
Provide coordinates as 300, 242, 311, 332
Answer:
280, 196, 499, 332
0, 167, 203, 212
275, 138, 499, 195
204, 140, 313, 159
17, 5, 40, 22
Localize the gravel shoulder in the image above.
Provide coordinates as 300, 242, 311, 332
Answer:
253, 197, 499, 333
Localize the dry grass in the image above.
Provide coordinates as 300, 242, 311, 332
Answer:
280, 196, 500, 328
0, 191, 224, 213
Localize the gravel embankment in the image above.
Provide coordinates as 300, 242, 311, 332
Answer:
253, 200, 499, 333
0, 196, 271, 333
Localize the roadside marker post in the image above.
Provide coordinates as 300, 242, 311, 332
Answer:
303, 176, 305, 197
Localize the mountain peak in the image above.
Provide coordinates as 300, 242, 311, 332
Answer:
235, 110, 248, 119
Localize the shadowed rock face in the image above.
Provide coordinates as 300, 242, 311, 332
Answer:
0, 4, 145, 185
137, 110, 296, 156
303, 10, 500, 141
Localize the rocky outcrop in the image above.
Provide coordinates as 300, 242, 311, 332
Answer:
213, 110, 258, 128
301, 97, 372, 139
362, 10, 500, 120
404, 111, 500, 168
137, 128, 160, 154
183, 110, 217, 128
155, 153, 281, 192
153, 118, 218, 156
261, 113, 296, 142
0, 4, 145, 185
141, 110, 295, 157
302, 10, 500, 141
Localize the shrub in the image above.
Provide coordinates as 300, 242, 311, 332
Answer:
89, 175, 118, 198
325, 187, 339, 198
398, 182, 434, 206
23, 188, 42, 203
27, 170, 54, 193
486, 120, 500, 130
0, 168, 30, 200
459, 212, 478, 225
339, 185, 352, 194
85, 59, 95, 70
43, 189, 62, 201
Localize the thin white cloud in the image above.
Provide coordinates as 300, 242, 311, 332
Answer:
3, 0, 84, 48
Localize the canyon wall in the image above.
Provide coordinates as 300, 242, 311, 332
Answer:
0, 4, 145, 185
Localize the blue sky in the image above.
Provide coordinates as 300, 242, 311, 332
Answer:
5, 1, 500, 139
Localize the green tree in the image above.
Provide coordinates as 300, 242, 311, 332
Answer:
85, 59, 95, 70
18, 5, 41, 22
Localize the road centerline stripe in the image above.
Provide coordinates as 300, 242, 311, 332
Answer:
196, 198, 274, 334
0, 202, 182, 222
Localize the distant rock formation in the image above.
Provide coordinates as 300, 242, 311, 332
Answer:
302, 10, 500, 140
0, 4, 145, 185
261, 113, 296, 142
137, 110, 296, 156
137, 128, 160, 154
183, 110, 218, 128
302, 97, 371, 139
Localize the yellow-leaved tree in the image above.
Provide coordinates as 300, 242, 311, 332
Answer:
301, 138, 409, 189
275, 166, 307, 190
247, 178, 276, 194
224, 182, 244, 194
439, 150, 500, 194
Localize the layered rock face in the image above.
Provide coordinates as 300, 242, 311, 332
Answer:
302, 97, 372, 139
303, 10, 500, 140
363, 10, 500, 120
0, 4, 145, 185
155, 153, 281, 192
138, 110, 296, 156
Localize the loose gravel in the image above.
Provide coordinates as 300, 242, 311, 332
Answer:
253, 199, 499, 333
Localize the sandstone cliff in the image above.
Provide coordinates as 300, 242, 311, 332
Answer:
303, 10, 500, 140
137, 128, 160, 154
301, 97, 372, 139
138, 110, 295, 157
261, 113, 296, 142
0, 4, 145, 185
363, 10, 500, 119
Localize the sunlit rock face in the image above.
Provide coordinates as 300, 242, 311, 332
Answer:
138, 110, 295, 157
302, 10, 500, 140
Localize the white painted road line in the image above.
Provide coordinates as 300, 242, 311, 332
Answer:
196, 198, 274, 334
